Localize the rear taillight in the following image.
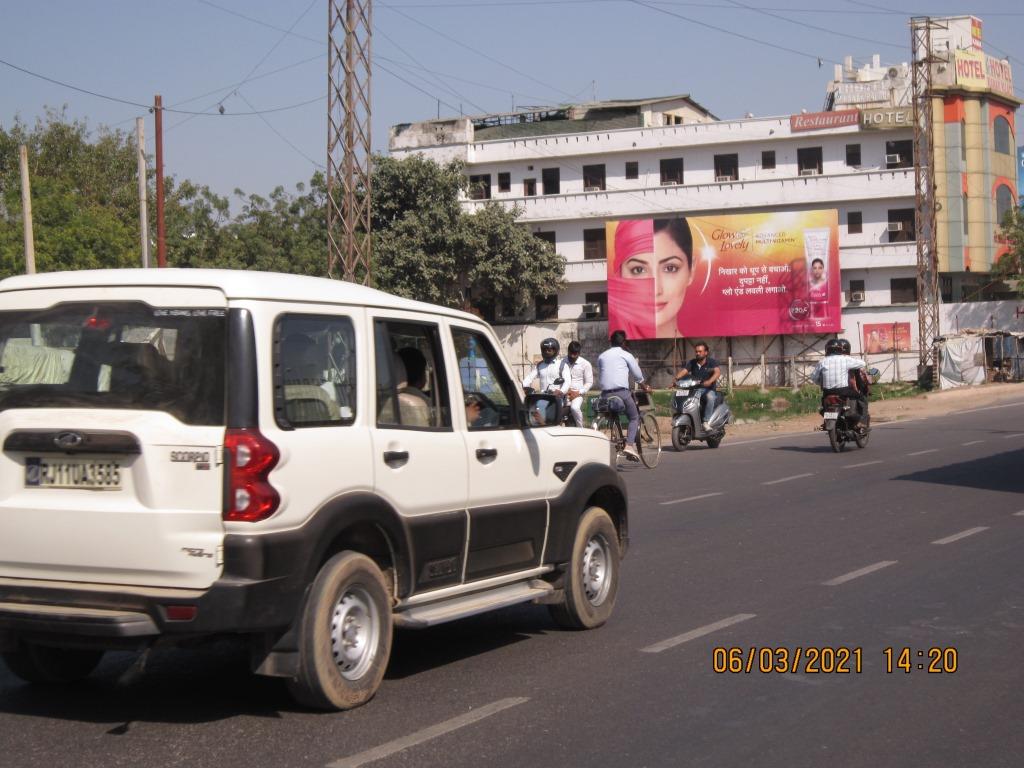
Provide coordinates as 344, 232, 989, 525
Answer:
223, 428, 280, 522
824, 395, 843, 407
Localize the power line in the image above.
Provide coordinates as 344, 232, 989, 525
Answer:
720, 0, 905, 51
235, 90, 324, 170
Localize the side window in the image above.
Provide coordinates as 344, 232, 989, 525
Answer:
274, 314, 356, 428
452, 328, 519, 430
374, 320, 451, 430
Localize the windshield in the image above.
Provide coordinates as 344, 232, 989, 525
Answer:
0, 302, 226, 425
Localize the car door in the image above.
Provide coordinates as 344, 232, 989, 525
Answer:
449, 325, 551, 582
369, 315, 468, 593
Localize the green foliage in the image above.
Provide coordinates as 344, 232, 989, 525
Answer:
371, 154, 566, 313
995, 207, 1024, 296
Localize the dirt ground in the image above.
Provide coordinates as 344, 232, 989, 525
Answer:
695, 382, 1024, 440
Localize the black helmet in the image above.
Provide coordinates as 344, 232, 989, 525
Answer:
540, 337, 560, 361
838, 338, 852, 354
825, 338, 843, 356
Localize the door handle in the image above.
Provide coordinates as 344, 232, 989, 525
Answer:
475, 448, 498, 461
383, 450, 409, 467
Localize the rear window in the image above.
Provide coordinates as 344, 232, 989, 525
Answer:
0, 302, 225, 425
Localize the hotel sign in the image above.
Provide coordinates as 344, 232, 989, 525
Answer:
954, 50, 1015, 99
790, 109, 860, 133
860, 107, 913, 131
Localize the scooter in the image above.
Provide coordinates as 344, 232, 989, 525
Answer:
671, 378, 731, 450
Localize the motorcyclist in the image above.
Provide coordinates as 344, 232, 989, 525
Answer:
810, 338, 870, 428
673, 341, 721, 432
522, 337, 566, 399
596, 329, 651, 459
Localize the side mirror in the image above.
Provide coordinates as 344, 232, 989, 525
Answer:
867, 368, 880, 377
521, 393, 562, 427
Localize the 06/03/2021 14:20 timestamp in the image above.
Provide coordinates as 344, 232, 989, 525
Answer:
711, 647, 959, 674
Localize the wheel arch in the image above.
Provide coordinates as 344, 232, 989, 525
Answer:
546, 463, 629, 564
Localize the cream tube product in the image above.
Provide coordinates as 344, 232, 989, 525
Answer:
804, 228, 831, 318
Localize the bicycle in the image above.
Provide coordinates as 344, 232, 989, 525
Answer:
591, 389, 662, 469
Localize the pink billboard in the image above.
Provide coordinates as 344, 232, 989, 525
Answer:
606, 210, 842, 339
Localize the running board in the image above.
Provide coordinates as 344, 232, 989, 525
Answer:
393, 580, 555, 629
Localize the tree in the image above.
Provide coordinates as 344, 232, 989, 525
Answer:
994, 206, 1024, 296
371, 154, 565, 315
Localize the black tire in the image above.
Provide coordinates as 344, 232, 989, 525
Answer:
705, 434, 722, 449
549, 507, 620, 630
638, 413, 662, 468
671, 425, 691, 452
288, 551, 393, 711
2, 643, 104, 684
854, 428, 870, 449
827, 425, 845, 453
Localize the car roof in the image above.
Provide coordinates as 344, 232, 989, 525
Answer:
0, 268, 483, 323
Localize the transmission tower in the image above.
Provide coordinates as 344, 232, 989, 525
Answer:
910, 16, 942, 384
327, 0, 372, 283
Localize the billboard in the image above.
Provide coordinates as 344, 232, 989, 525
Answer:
863, 322, 912, 354
954, 50, 1015, 99
606, 210, 841, 339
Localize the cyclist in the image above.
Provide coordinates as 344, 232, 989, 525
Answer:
596, 329, 651, 459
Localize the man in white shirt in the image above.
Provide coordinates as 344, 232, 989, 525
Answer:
522, 337, 564, 395
810, 338, 869, 425
562, 340, 594, 427
596, 330, 650, 458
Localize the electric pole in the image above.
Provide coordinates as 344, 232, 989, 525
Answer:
911, 17, 942, 385
136, 118, 150, 268
154, 95, 167, 268
18, 145, 36, 275
327, 0, 372, 284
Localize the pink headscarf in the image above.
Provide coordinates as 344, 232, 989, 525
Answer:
607, 219, 656, 339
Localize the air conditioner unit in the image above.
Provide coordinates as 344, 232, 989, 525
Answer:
799, 168, 819, 176
582, 303, 601, 317
715, 175, 735, 182
887, 221, 904, 232
849, 290, 866, 302
660, 180, 680, 186
885, 153, 902, 164
583, 186, 602, 192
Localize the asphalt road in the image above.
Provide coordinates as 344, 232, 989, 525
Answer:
2, 398, 1022, 768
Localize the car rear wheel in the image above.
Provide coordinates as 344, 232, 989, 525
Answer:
549, 507, 620, 630
2, 642, 104, 684
288, 551, 392, 711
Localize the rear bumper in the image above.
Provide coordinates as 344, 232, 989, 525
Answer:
0, 534, 308, 647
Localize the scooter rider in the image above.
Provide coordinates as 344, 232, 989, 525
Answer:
674, 341, 721, 431
811, 338, 869, 427
522, 337, 565, 398
597, 329, 651, 459
563, 340, 594, 427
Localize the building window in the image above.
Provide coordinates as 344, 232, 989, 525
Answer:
582, 164, 606, 191
535, 295, 558, 321
960, 120, 967, 163
885, 140, 913, 169
845, 143, 861, 167
890, 278, 917, 304
994, 116, 1012, 155
660, 158, 684, 185
761, 150, 776, 170
468, 174, 491, 200
797, 147, 822, 175
847, 211, 863, 234
497, 172, 510, 193
848, 279, 865, 302
534, 231, 555, 248
583, 228, 606, 260
523, 178, 536, 196
625, 161, 639, 180
996, 184, 1014, 225
542, 167, 560, 195
887, 209, 916, 242
714, 153, 739, 182
584, 291, 608, 319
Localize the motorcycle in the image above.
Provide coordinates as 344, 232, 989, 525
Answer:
671, 378, 731, 450
820, 368, 878, 453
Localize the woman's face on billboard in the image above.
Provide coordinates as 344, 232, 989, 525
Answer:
619, 229, 693, 334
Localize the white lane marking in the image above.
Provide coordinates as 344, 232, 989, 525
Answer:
959, 401, 1024, 414
1015, 511, 1024, 517
932, 526, 989, 545
326, 698, 529, 768
725, 435, 798, 447
907, 449, 939, 456
961, 440, 985, 446
875, 417, 926, 427
823, 560, 898, 586
1003, 433, 1024, 439
762, 473, 814, 486
843, 460, 882, 469
640, 613, 757, 654
660, 492, 724, 506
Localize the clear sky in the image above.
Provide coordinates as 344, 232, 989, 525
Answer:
2, 0, 1021, 203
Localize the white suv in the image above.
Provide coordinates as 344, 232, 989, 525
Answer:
0, 269, 628, 710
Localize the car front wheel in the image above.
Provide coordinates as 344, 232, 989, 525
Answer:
549, 506, 620, 630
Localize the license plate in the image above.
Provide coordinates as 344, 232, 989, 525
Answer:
675, 390, 691, 398
25, 457, 122, 490
824, 412, 839, 420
